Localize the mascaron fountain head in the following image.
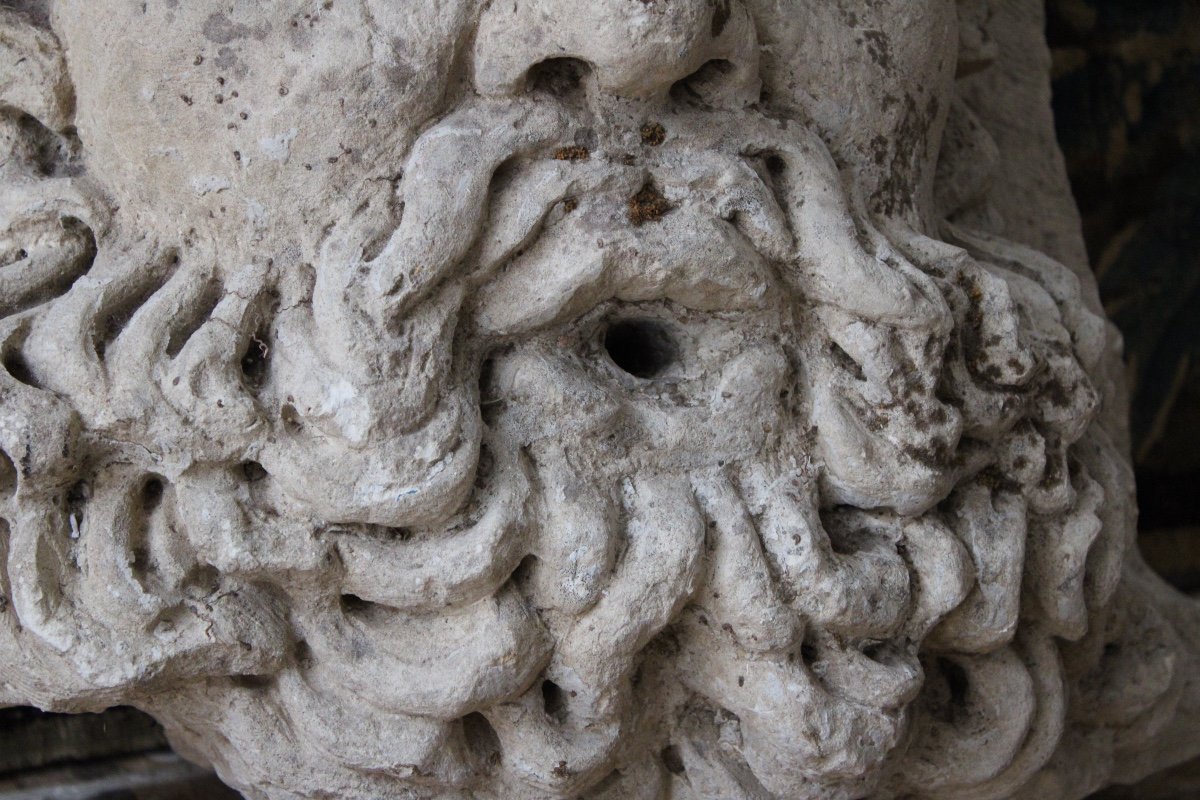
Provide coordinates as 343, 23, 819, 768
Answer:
1, 1, 1198, 798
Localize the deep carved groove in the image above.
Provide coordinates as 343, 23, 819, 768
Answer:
2, 348, 40, 389
0, 450, 16, 497
93, 251, 179, 361
165, 281, 221, 358
462, 712, 502, 767
670, 59, 736, 106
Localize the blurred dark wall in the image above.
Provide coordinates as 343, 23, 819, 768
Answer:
1047, 0, 1200, 591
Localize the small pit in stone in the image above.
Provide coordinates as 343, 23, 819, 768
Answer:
280, 403, 303, 434
140, 477, 164, 513
339, 593, 376, 617
604, 319, 677, 379
527, 57, 589, 98
240, 329, 271, 392
660, 744, 686, 775
241, 461, 268, 482
939, 656, 969, 710
462, 712, 502, 766
541, 679, 568, 723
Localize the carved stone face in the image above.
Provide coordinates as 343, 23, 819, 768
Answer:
1, 2, 1197, 799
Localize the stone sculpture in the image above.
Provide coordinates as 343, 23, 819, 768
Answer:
1, 1, 1197, 798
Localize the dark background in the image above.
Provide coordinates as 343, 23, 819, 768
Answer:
1048, 0, 1200, 590
2, 2, 1199, 797
1051, 2, 1200, 794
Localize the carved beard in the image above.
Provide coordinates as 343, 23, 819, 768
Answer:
0, 5, 1195, 800
124, 94, 1164, 800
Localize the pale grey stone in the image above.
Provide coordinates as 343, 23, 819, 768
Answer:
0, 2, 1197, 798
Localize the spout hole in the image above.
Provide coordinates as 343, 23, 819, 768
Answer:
604, 319, 677, 379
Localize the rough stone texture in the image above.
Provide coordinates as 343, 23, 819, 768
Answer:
0, 2, 1198, 799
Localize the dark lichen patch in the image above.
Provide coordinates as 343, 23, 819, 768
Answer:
1040, 448, 1066, 489
553, 145, 589, 162
868, 93, 934, 218
628, 184, 672, 226
640, 121, 666, 146
1042, 377, 1075, 408
976, 466, 1023, 495
861, 30, 893, 71
202, 13, 252, 45
902, 439, 956, 470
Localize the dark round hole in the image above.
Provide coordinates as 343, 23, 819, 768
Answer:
938, 656, 970, 709
541, 679, 567, 722
604, 319, 677, 379
241, 461, 267, 482
240, 329, 270, 391
339, 593, 373, 615
140, 477, 164, 512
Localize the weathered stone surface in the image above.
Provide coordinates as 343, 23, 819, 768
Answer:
0, 2, 1197, 799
